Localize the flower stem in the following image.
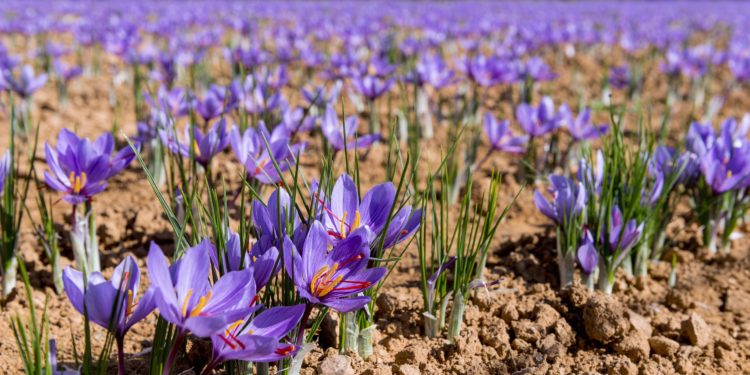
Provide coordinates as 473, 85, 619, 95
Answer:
447, 290, 466, 343
296, 304, 313, 347
116, 335, 126, 375
163, 332, 184, 375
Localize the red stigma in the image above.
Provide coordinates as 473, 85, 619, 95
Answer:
274, 345, 296, 356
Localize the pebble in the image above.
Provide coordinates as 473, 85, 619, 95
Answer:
648, 335, 680, 356
681, 312, 711, 348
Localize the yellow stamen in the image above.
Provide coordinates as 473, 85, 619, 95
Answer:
69, 171, 87, 194
252, 255, 257, 262
189, 291, 213, 317
351, 211, 361, 231
316, 274, 343, 297
728, 170, 733, 178
225, 320, 245, 336
181, 289, 194, 317
340, 212, 348, 238
311, 262, 342, 297
193, 141, 201, 157
126, 290, 134, 316
310, 265, 330, 295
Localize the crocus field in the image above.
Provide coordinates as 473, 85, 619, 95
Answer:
3, 1, 750, 374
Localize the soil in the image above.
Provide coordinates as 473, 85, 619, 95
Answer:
1, 41, 750, 375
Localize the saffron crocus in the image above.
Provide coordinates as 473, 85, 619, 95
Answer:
63, 255, 155, 336
313, 173, 421, 249
252, 188, 306, 248
483, 112, 528, 153
321, 104, 380, 151
161, 119, 230, 169
603, 205, 643, 253
0, 150, 10, 193
699, 129, 750, 194
577, 229, 598, 275
44, 129, 136, 204
352, 74, 393, 101
559, 106, 608, 142
533, 175, 586, 226
609, 65, 631, 90
283, 221, 386, 312
208, 304, 304, 366
516, 96, 562, 137
0, 64, 47, 98
63, 255, 155, 374
230, 124, 303, 184
147, 240, 257, 338
193, 85, 234, 123
208, 229, 279, 290
53, 60, 82, 83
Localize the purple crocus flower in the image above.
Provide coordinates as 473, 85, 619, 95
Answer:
312, 173, 421, 249
0, 64, 47, 98
193, 85, 234, 123
283, 221, 386, 312
302, 81, 342, 108
209, 304, 304, 364
252, 188, 306, 249
559, 106, 608, 141
520, 57, 556, 82
604, 205, 643, 252
699, 130, 750, 193
161, 119, 230, 168
483, 112, 528, 153
516, 96, 562, 137
577, 228, 598, 275
408, 54, 455, 89
147, 240, 257, 337
686, 121, 715, 157
609, 65, 631, 90
533, 175, 586, 226
352, 74, 393, 101
63, 255, 155, 337
44, 129, 136, 204
53, 60, 82, 83
230, 124, 303, 184
321, 105, 379, 151
0, 150, 10, 194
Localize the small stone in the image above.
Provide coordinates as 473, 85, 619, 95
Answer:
648, 336, 680, 356
512, 319, 542, 343
681, 312, 711, 347
627, 310, 653, 337
396, 364, 420, 375
317, 353, 354, 375
583, 293, 628, 343
534, 304, 561, 330
724, 289, 750, 314
614, 331, 650, 361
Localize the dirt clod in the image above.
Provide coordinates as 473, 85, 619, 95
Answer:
583, 293, 628, 343
724, 289, 750, 314
614, 331, 650, 361
681, 312, 711, 348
